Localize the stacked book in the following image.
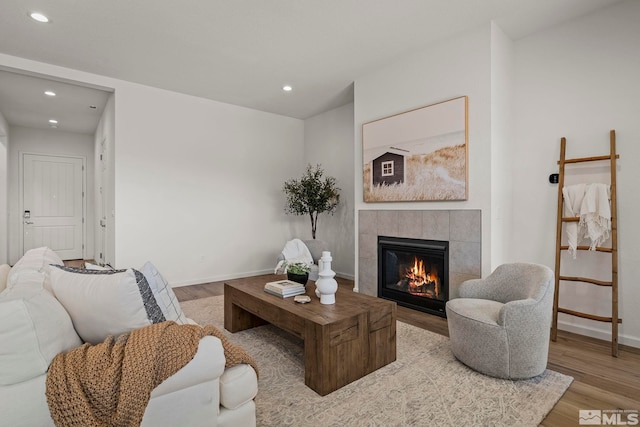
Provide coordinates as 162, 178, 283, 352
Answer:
264, 280, 306, 298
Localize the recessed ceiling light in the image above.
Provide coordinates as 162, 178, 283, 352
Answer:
48, 119, 58, 124
44, 90, 56, 97
29, 12, 49, 23
282, 85, 293, 92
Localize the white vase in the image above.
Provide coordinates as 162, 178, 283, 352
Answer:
315, 251, 338, 305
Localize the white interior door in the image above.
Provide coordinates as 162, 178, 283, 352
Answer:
22, 153, 84, 260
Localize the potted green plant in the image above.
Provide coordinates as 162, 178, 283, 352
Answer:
283, 164, 340, 240
284, 261, 311, 286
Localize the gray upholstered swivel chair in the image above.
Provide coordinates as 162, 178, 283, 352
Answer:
445, 263, 554, 379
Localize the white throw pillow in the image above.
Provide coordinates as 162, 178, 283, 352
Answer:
140, 261, 187, 324
0, 284, 82, 385
50, 265, 166, 344
8, 247, 63, 292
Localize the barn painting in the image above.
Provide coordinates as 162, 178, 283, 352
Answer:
362, 96, 468, 202
372, 151, 405, 186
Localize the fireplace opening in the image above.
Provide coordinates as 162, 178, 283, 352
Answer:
378, 236, 449, 317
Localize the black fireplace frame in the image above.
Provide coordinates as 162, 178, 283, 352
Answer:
378, 236, 449, 318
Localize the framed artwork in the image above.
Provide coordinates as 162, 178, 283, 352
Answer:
362, 96, 468, 202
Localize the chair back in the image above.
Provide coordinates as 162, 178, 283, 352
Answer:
489, 263, 554, 304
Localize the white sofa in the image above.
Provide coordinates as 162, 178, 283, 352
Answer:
0, 247, 258, 427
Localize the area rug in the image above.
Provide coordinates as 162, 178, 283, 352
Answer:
180, 296, 573, 427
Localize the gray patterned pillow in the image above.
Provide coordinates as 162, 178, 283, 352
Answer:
140, 261, 187, 324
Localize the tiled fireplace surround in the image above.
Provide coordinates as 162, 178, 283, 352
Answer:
358, 209, 481, 301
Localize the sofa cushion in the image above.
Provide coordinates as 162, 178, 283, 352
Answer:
0, 284, 82, 385
50, 265, 166, 344
140, 261, 187, 324
0, 264, 10, 293
8, 247, 63, 292
0, 374, 56, 426
6, 268, 48, 293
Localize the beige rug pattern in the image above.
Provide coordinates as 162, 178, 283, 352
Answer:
180, 296, 573, 427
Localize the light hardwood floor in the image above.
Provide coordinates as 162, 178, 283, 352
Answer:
174, 275, 640, 427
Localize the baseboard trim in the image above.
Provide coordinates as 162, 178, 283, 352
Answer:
335, 271, 355, 281
171, 269, 274, 288
558, 320, 640, 349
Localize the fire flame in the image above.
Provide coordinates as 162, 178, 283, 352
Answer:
407, 258, 427, 287
405, 257, 439, 297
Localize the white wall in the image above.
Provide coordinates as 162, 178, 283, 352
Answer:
93, 94, 116, 266
489, 23, 515, 270
303, 102, 355, 278
354, 25, 494, 283
0, 112, 8, 263
0, 53, 304, 286
512, 0, 640, 347
7, 126, 95, 264
114, 84, 304, 285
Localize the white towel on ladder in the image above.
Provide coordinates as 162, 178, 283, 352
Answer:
562, 183, 611, 258
580, 183, 611, 250
562, 184, 586, 258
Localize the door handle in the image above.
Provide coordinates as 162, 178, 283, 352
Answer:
24, 221, 34, 225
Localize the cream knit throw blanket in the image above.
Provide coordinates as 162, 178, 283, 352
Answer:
46, 322, 258, 427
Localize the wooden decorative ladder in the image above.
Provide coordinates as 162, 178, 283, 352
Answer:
551, 130, 620, 357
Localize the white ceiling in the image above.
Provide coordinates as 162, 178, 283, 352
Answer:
0, 0, 623, 133
0, 70, 110, 134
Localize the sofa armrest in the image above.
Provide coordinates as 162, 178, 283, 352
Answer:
219, 364, 258, 410
150, 336, 226, 398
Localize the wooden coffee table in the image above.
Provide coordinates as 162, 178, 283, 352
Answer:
224, 274, 396, 396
